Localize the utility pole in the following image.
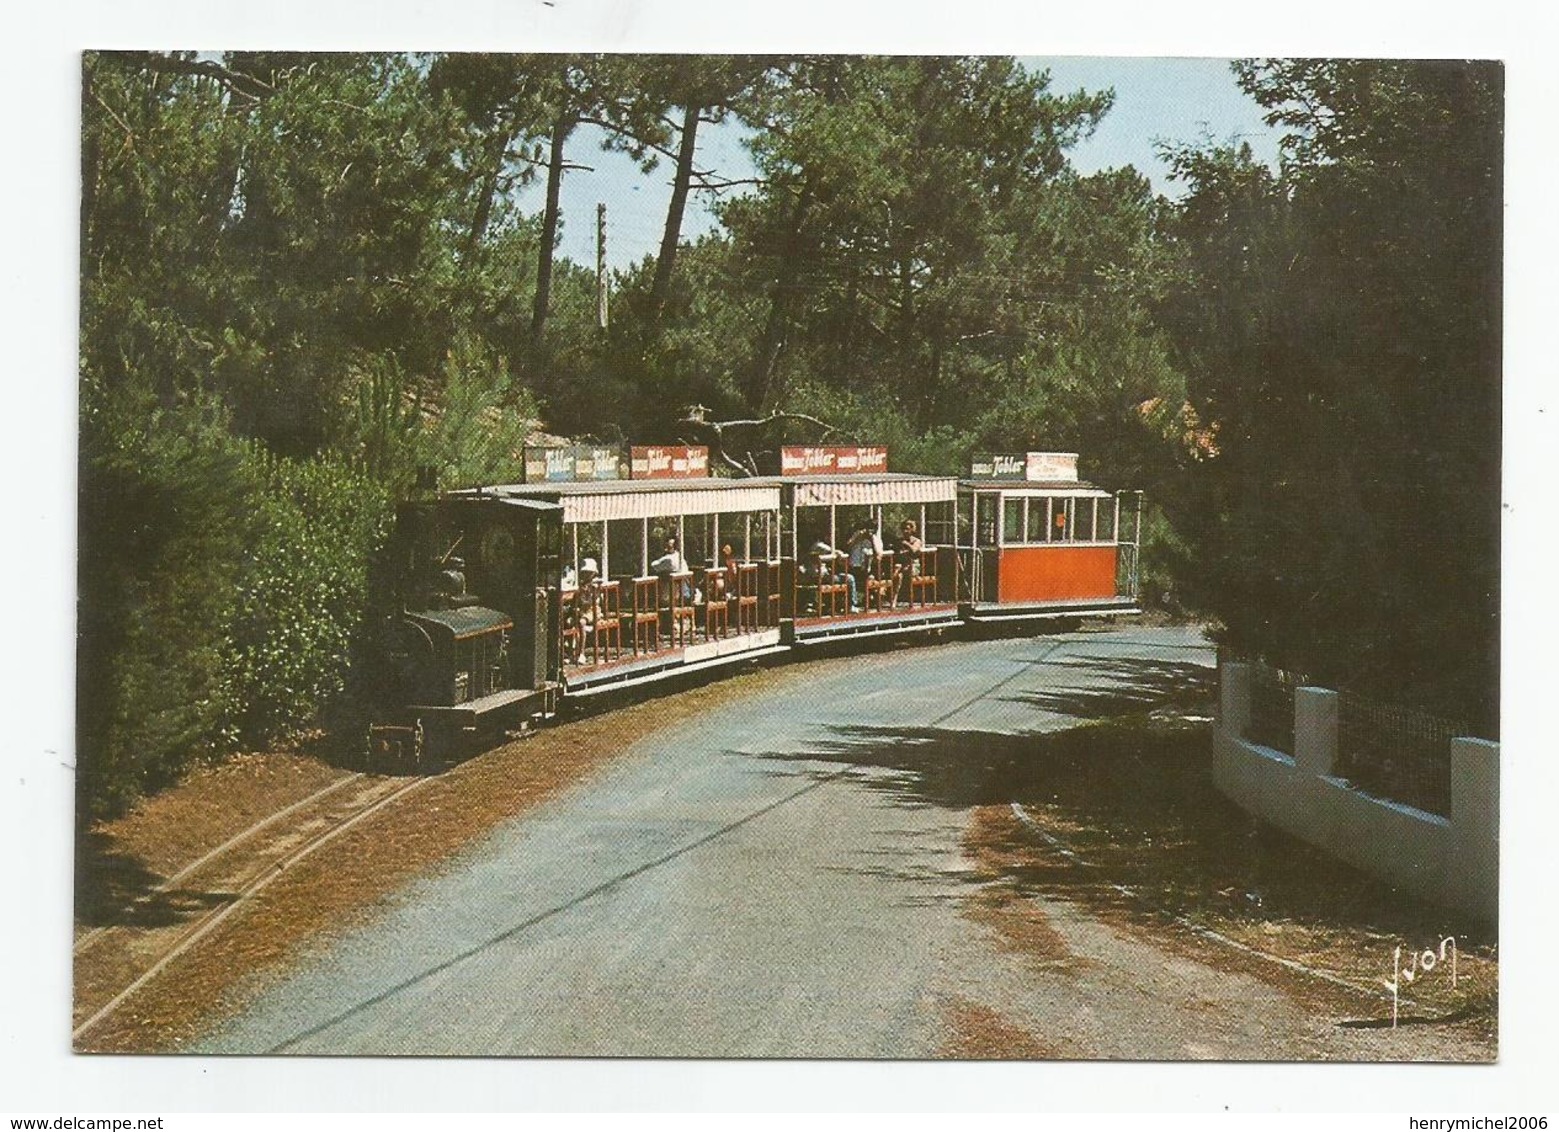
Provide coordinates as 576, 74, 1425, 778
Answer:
596, 202, 609, 331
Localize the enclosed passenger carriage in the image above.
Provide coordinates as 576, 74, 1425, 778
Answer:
957, 452, 1142, 623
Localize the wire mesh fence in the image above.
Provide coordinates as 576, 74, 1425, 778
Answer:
1242, 660, 1305, 753
1336, 692, 1464, 816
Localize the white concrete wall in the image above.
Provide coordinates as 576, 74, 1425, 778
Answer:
1213, 663, 1497, 922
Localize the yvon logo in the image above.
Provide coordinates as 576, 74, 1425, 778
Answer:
1384, 936, 1458, 1027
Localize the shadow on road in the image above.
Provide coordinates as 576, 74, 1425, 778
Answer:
74, 830, 236, 930
748, 707, 1495, 956
999, 655, 1217, 720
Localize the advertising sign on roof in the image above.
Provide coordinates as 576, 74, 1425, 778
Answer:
522, 445, 627, 484
780, 446, 889, 476
629, 445, 710, 480
1024, 452, 1079, 482
968, 452, 1079, 482
968, 453, 1028, 480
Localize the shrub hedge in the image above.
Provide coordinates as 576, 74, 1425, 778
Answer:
77, 390, 392, 823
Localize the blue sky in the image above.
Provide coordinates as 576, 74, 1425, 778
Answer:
528, 56, 1280, 271
1034, 57, 1280, 183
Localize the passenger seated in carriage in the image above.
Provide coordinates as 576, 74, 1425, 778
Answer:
808, 540, 859, 612
649, 535, 687, 576
650, 535, 693, 601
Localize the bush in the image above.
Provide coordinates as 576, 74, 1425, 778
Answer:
77, 389, 257, 822
217, 452, 392, 747
77, 386, 393, 822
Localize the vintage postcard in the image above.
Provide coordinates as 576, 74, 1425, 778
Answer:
13, 0, 1541, 1112
68, 48, 1501, 1067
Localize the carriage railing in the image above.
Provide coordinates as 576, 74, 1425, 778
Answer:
1116, 541, 1141, 602
558, 560, 787, 669
960, 547, 1000, 604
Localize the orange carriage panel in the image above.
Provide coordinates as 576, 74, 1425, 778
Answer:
996, 545, 1118, 603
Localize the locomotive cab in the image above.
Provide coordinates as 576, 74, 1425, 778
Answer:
372, 496, 563, 766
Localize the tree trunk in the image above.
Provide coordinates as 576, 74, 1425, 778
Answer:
466, 113, 515, 260
650, 102, 703, 319
745, 181, 813, 411
531, 110, 577, 345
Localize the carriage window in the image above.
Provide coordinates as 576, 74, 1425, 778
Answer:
1053, 499, 1072, 542
976, 494, 998, 546
1096, 497, 1116, 543
1003, 498, 1024, 545
1026, 498, 1048, 543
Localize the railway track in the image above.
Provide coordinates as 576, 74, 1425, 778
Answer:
72, 772, 433, 1043
72, 773, 367, 956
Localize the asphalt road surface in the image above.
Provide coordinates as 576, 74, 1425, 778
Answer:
198, 625, 1480, 1059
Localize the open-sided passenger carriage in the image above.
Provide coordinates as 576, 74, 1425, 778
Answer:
765, 446, 963, 645
461, 447, 789, 696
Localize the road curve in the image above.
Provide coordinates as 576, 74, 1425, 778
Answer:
197, 625, 1477, 1059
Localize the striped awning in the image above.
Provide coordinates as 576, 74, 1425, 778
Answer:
974, 487, 1111, 500
559, 485, 781, 524
960, 480, 1112, 500
790, 476, 958, 508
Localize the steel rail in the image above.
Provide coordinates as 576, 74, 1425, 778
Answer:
73, 775, 432, 1043
74, 773, 367, 956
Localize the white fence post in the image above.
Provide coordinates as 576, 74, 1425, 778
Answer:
1294, 687, 1340, 777
1220, 662, 1251, 737
1448, 736, 1500, 923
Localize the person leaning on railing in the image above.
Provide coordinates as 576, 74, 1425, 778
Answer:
714, 543, 738, 600
574, 558, 601, 661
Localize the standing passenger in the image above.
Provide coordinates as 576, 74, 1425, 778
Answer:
846, 527, 881, 611
897, 520, 925, 603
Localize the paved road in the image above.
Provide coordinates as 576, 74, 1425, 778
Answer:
199, 625, 1475, 1059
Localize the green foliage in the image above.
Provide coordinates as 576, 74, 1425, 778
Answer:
78, 379, 395, 821
422, 335, 541, 489
82, 52, 470, 454
218, 453, 392, 748
77, 387, 257, 821
1160, 60, 1501, 730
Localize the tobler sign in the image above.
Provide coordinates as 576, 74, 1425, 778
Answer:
629, 445, 710, 480
968, 452, 1079, 482
523, 445, 627, 483
780, 445, 889, 476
